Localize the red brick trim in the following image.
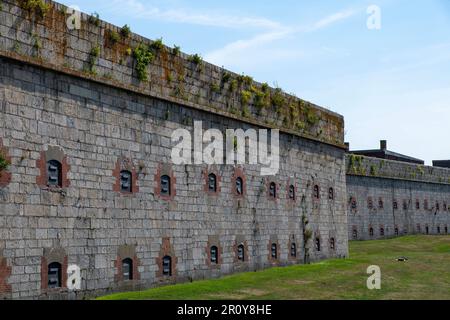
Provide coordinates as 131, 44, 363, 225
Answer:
36, 147, 70, 189
267, 240, 279, 263
203, 168, 221, 196
0, 256, 11, 295
233, 241, 249, 264
205, 241, 223, 268
40, 256, 68, 291
114, 255, 141, 282
349, 196, 358, 213
286, 180, 298, 202
266, 179, 280, 202
112, 157, 139, 195
288, 237, 298, 261
154, 164, 176, 201
312, 184, 320, 201
156, 237, 178, 278
367, 197, 373, 209
232, 167, 246, 198
0, 139, 11, 188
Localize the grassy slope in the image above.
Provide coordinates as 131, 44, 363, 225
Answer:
99, 235, 450, 300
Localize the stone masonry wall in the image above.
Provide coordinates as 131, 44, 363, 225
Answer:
0, 55, 347, 298
0, 0, 344, 148
346, 155, 450, 240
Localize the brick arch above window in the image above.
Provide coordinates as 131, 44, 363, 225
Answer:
203, 168, 221, 195
206, 236, 223, 267
232, 167, 246, 198
267, 179, 280, 201
0, 139, 12, 188
286, 180, 297, 202
36, 145, 70, 189
154, 164, 176, 201
156, 237, 178, 278
40, 247, 68, 292
113, 157, 139, 195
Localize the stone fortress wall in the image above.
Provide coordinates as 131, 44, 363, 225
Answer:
0, 0, 348, 299
346, 154, 450, 240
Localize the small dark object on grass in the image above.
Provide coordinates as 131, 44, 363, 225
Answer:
397, 257, 409, 262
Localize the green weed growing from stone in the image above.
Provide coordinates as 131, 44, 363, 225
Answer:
120, 24, 131, 38
133, 43, 154, 81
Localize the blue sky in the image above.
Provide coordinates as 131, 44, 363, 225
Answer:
59, 0, 450, 164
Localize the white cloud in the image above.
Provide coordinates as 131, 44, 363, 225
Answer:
204, 9, 357, 69
308, 9, 356, 31
109, 0, 282, 30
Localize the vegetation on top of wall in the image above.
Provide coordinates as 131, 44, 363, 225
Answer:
18, 0, 49, 18
150, 38, 164, 52
348, 154, 365, 175
120, 24, 131, 38
172, 45, 181, 56
133, 43, 154, 81
108, 30, 120, 45
189, 53, 203, 65
240, 90, 252, 107
88, 12, 100, 27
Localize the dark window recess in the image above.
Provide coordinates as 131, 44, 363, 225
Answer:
208, 173, 217, 192
350, 198, 357, 210
290, 243, 297, 257
269, 182, 277, 198
328, 188, 334, 200
395, 228, 399, 236
369, 228, 374, 237
425, 226, 429, 234
416, 201, 420, 210
161, 175, 171, 196
120, 170, 132, 193
380, 228, 385, 236
313, 185, 320, 199
378, 198, 384, 209
444, 203, 447, 211
289, 185, 295, 200
47, 160, 62, 187
368, 198, 373, 209
445, 226, 448, 234
271, 243, 277, 259
210, 246, 218, 264
236, 177, 243, 195
237, 244, 245, 262
48, 262, 62, 289
162, 256, 172, 276
403, 201, 408, 210
393, 201, 398, 210
122, 258, 133, 280
436, 202, 440, 211
352, 229, 358, 240
330, 238, 336, 250
315, 238, 321, 251
437, 226, 441, 234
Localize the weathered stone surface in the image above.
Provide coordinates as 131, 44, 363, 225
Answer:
0, 0, 348, 299
347, 155, 450, 240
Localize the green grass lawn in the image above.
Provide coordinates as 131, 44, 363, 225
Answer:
99, 235, 450, 300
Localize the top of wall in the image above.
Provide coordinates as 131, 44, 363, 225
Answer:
0, 0, 345, 148
346, 154, 450, 185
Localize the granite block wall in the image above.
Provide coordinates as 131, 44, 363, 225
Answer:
346, 155, 450, 240
0, 0, 348, 299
